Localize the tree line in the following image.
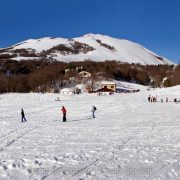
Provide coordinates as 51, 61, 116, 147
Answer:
0, 59, 179, 93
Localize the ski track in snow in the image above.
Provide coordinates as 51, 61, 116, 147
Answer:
0, 85, 180, 180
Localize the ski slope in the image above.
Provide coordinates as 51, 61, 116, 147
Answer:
0, 84, 180, 180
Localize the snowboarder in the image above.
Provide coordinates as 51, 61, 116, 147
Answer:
61, 106, 67, 122
91, 106, 97, 118
21, 108, 27, 122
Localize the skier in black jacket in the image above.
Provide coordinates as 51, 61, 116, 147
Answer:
91, 106, 97, 118
21, 109, 27, 122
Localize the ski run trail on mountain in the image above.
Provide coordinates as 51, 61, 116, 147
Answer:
0, 83, 180, 180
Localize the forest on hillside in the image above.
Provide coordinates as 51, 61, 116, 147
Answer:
0, 59, 179, 93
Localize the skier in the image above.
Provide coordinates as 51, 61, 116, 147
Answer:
21, 108, 27, 122
91, 106, 97, 118
148, 95, 151, 102
61, 106, 67, 122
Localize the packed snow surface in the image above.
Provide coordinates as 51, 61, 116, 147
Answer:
0, 83, 180, 180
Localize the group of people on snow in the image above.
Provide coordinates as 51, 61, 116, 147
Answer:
97, 92, 114, 96
20, 105, 97, 123
60, 105, 97, 122
148, 95, 157, 102
148, 94, 180, 103
174, 98, 180, 103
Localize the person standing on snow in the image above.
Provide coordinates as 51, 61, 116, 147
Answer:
166, 97, 169, 102
21, 108, 27, 122
148, 95, 151, 102
91, 106, 97, 118
61, 106, 67, 122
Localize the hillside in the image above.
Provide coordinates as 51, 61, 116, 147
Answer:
0, 34, 174, 65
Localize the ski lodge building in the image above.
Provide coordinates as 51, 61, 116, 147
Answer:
95, 81, 116, 92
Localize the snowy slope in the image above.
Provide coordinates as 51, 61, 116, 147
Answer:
13, 37, 70, 52
0, 84, 180, 179
1, 34, 173, 65
149, 85, 180, 97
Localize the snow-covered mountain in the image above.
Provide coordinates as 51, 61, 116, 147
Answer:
0, 34, 174, 65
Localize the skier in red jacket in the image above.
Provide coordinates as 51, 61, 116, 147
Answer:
61, 106, 67, 122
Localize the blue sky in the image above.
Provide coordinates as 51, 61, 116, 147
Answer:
0, 0, 180, 63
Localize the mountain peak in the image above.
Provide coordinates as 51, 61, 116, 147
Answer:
0, 34, 174, 65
